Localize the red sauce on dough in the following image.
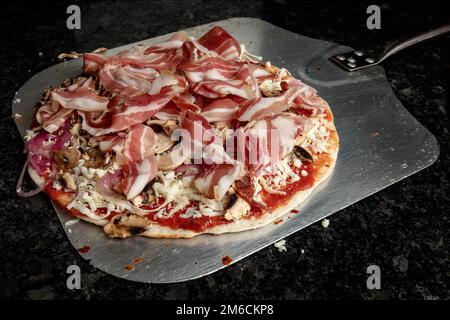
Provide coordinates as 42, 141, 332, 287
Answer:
142, 199, 230, 233
250, 162, 315, 214
42, 161, 317, 233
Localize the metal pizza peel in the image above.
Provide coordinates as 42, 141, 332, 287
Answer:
12, 18, 439, 283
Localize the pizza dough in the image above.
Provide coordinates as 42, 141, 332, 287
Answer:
21, 26, 339, 238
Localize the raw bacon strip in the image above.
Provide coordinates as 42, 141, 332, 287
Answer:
172, 93, 201, 113
148, 70, 187, 95
181, 40, 219, 62
40, 108, 73, 134
99, 64, 159, 95
98, 134, 125, 153
235, 64, 261, 99
52, 87, 109, 112
180, 110, 214, 146
236, 86, 305, 122
190, 79, 254, 99
80, 88, 179, 136
120, 124, 157, 164
245, 114, 307, 174
193, 164, 240, 200
120, 157, 157, 200
112, 47, 183, 71
143, 31, 191, 54
292, 82, 327, 116
36, 101, 73, 133
153, 101, 181, 120
83, 53, 108, 73
198, 26, 241, 61
201, 98, 240, 122
97, 170, 123, 196
180, 57, 241, 83
109, 91, 175, 134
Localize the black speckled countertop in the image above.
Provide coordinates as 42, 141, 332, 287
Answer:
1, 0, 449, 300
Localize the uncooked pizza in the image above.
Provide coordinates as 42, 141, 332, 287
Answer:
17, 26, 339, 238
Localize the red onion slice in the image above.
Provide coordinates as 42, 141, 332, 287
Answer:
16, 158, 43, 198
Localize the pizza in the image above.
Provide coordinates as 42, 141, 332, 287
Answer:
17, 26, 339, 238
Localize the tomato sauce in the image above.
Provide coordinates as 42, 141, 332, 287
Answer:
250, 162, 315, 214
142, 200, 230, 233
43, 161, 317, 233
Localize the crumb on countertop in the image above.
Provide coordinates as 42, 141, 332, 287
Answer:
274, 239, 287, 252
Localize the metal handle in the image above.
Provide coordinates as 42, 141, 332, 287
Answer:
331, 24, 450, 72
378, 25, 450, 63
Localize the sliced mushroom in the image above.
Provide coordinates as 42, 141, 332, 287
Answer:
103, 213, 151, 238
85, 148, 105, 168
294, 132, 307, 146
154, 132, 176, 154
61, 172, 77, 191
163, 120, 178, 136
214, 121, 230, 130
69, 122, 81, 136
293, 146, 314, 162
224, 196, 251, 221
53, 148, 80, 171
157, 145, 189, 171
87, 137, 99, 147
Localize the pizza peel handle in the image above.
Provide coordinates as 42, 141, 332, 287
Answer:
330, 24, 450, 71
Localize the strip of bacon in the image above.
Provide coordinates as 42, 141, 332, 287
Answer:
236, 85, 308, 122
180, 57, 241, 83
180, 110, 214, 146
193, 164, 240, 200
198, 26, 241, 61
201, 98, 240, 122
120, 157, 157, 200
153, 101, 181, 120
52, 87, 109, 112
83, 53, 108, 73
111, 47, 183, 71
120, 124, 157, 164
143, 31, 191, 54
190, 79, 254, 99
172, 93, 201, 113
181, 40, 219, 63
99, 63, 159, 95
80, 84, 182, 136
245, 113, 307, 174
110, 91, 176, 134
36, 100, 72, 133
98, 133, 126, 153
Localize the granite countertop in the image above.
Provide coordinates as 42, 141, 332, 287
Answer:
0, 0, 449, 299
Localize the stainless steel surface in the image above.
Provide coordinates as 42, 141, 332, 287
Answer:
331, 24, 450, 71
12, 18, 439, 283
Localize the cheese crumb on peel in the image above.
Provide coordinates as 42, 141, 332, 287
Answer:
64, 219, 80, 227
274, 239, 287, 252
321, 219, 330, 228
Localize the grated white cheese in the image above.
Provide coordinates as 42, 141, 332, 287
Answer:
321, 219, 330, 228
274, 239, 287, 252
66, 160, 139, 220
151, 171, 227, 219
239, 44, 263, 63
64, 218, 79, 227
24, 129, 38, 141
301, 117, 331, 154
